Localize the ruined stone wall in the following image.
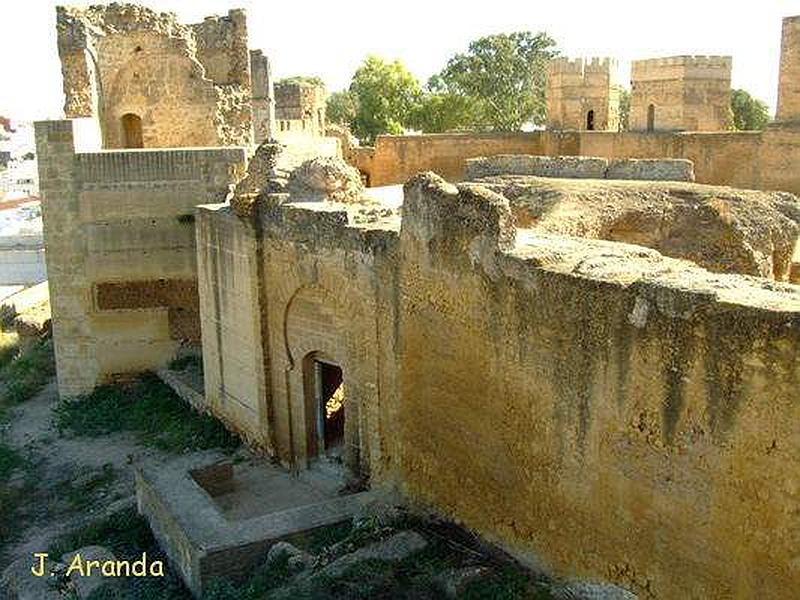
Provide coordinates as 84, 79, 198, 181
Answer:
547, 57, 621, 131
630, 56, 732, 132
396, 173, 800, 599
274, 82, 327, 137
191, 10, 250, 87
35, 118, 246, 396
250, 50, 275, 143
358, 129, 800, 196
193, 168, 800, 597
777, 16, 800, 123
196, 200, 401, 476
56, 4, 252, 149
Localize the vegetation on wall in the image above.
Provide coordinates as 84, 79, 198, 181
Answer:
730, 89, 771, 130
276, 75, 325, 87
327, 31, 559, 143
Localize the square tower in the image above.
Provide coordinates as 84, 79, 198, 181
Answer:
630, 56, 732, 132
776, 16, 800, 124
547, 57, 622, 131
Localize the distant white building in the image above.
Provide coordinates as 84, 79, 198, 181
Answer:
0, 121, 39, 200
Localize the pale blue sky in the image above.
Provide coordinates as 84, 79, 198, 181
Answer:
2, 0, 800, 120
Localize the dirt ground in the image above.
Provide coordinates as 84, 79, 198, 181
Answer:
1, 379, 167, 567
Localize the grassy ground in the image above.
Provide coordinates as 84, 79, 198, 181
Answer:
47, 507, 192, 600
0, 335, 54, 556
204, 514, 554, 600
0, 336, 54, 422
54, 372, 240, 453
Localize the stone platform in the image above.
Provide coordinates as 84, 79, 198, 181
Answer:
135, 451, 381, 597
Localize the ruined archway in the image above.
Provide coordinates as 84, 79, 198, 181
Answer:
647, 104, 656, 132
121, 113, 143, 148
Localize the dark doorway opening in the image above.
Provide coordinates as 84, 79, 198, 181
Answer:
313, 359, 345, 459
647, 104, 655, 132
122, 113, 143, 148
586, 109, 595, 130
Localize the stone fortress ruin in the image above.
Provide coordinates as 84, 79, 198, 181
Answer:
34, 4, 800, 599
547, 57, 623, 131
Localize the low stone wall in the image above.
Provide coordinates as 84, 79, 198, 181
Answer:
464, 154, 694, 181
360, 128, 800, 195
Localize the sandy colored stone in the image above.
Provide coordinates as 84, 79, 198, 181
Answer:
287, 156, 365, 203
470, 174, 800, 279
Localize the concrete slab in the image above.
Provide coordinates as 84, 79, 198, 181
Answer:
135, 451, 381, 597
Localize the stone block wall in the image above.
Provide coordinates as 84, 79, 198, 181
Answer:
463, 155, 694, 181
250, 50, 275, 143
630, 56, 732, 132
35, 118, 246, 396
274, 82, 327, 137
777, 16, 800, 123
356, 128, 800, 196
196, 206, 270, 448
547, 57, 622, 131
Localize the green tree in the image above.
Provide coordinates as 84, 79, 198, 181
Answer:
346, 56, 422, 144
326, 90, 358, 126
276, 75, 325, 87
730, 89, 770, 131
429, 31, 558, 131
618, 89, 631, 131
408, 90, 482, 133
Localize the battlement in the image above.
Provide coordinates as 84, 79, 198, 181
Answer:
632, 55, 732, 81
549, 56, 617, 75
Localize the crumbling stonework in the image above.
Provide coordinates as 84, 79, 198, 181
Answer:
275, 82, 327, 137
777, 16, 800, 123
286, 156, 365, 203
471, 173, 800, 279
250, 50, 276, 143
56, 3, 253, 148
191, 168, 800, 599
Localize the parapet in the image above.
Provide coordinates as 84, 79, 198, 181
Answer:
464, 155, 695, 182
632, 55, 732, 80
549, 56, 618, 75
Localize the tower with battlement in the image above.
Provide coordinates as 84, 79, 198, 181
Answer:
630, 56, 731, 132
777, 16, 800, 124
547, 57, 622, 131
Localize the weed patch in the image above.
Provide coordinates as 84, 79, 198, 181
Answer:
0, 337, 55, 411
54, 373, 239, 453
47, 507, 191, 600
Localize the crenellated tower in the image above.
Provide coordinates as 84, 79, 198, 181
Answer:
546, 57, 622, 131
630, 55, 732, 132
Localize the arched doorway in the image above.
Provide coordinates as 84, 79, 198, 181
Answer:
121, 113, 143, 148
303, 353, 347, 465
586, 109, 595, 131
647, 104, 655, 132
